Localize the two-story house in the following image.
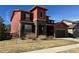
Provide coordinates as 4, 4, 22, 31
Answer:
10, 6, 54, 38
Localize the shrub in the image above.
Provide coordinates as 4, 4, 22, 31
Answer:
37, 35, 47, 40
25, 33, 36, 40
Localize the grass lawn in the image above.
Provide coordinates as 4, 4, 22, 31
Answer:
0, 39, 78, 53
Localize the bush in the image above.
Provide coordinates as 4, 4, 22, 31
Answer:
0, 33, 12, 40
25, 33, 36, 40
37, 35, 47, 40
48, 36, 54, 40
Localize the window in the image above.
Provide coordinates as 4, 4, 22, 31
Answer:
39, 11, 43, 18
26, 14, 30, 18
24, 25, 32, 33
24, 13, 30, 21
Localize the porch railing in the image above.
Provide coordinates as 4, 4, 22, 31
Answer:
47, 20, 54, 24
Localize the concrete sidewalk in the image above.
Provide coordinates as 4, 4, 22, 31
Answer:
27, 44, 79, 53
56, 38, 79, 42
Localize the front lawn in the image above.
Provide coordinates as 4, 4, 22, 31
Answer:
0, 39, 78, 53
59, 48, 79, 53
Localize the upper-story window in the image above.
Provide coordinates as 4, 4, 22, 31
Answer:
26, 13, 30, 18
24, 13, 30, 21
39, 11, 43, 18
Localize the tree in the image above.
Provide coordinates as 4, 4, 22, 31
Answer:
0, 16, 5, 40
5, 24, 11, 33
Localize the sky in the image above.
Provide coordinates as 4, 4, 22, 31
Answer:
1, 5, 79, 25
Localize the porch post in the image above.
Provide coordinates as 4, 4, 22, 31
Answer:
16, 23, 21, 44
54, 30, 56, 38
34, 20, 38, 37
19, 23, 21, 39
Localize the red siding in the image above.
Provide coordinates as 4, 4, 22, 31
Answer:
54, 23, 68, 30
31, 7, 46, 21
38, 8, 46, 19
11, 11, 21, 36
32, 8, 38, 21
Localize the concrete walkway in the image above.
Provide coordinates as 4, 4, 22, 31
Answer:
56, 38, 79, 42
27, 44, 79, 53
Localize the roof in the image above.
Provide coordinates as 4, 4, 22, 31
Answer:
68, 24, 76, 29
46, 24, 53, 26
30, 6, 48, 12
54, 22, 69, 27
46, 16, 50, 17
10, 9, 31, 21
62, 20, 77, 24
62, 20, 74, 23
13, 9, 31, 14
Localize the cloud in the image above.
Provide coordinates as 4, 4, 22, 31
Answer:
72, 19, 79, 21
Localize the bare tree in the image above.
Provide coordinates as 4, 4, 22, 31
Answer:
0, 16, 5, 40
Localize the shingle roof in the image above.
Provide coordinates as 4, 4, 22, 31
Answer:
62, 20, 74, 23
30, 6, 47, 12
62, 20, 77, 24
68, 24, 76, 29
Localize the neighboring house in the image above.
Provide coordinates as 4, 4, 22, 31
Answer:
10, 6, 54, 38
62, 20, 74, 26
68, 24, 76, 37
61, 20, 75, 37
54, 22, 68, 38
73, 22, 79, 37
62, 20, 79, 37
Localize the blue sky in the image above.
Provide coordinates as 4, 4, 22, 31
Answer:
1, 5, 79, 25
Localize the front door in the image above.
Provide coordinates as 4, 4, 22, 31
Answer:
38, 25, 44, 35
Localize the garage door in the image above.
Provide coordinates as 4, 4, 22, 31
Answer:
55, 30, 65, 38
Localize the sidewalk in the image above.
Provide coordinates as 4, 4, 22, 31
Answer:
27, 44, 79, 53
56, 38, 79, 42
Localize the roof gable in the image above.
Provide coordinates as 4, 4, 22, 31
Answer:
10, 10, 31, 21
30, 6, 47, 12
